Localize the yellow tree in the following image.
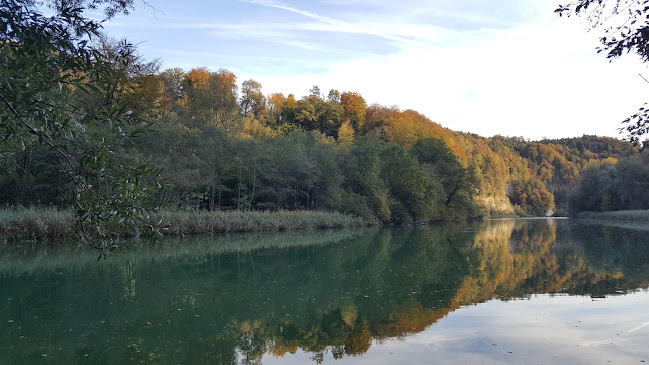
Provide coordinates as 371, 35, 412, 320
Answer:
281, 94, 298, 123
182, 68, 240, 132
182, 67, 211, 126
207, 69, 240, 132
337, 120, 355, 147
340, 92, 367, 133
266, 92, 285, 125
240, 79, 265, 117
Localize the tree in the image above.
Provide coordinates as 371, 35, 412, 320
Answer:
557, 0, 649, 145
614, 155, 649, 208
182, 68, 241, 132
90, 37, 160, 109
281, 94, 299, 124
182, 67, 212, 126
266, 92, 285, 125
161, 68, 186, 102
317, 101, 344, 136
569, 159, 619, 213
86, 37, 165, 122
295, 97, 318, 130
411, 138, 478, 215
159, 67, 185, 118
240, 79, 265, 117
337, 120, 355, 147
379, 143, 439, 222
208, 69, 240, 131
0, 0, 162, 254
309, 85, 322, 99
338, 137, 391, 221
340, 92, 367, 133
327, 89, 341, 102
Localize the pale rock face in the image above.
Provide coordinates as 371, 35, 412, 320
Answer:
475, 194, 514, 215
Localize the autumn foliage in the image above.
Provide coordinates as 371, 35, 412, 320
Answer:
1, 59, 643, 219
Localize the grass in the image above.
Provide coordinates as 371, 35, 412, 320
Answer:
158, 210, 367, 235
575, 210, 649, 221
0, 207, 77, 242
0, 207, 369, 243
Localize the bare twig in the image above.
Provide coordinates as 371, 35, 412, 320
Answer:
639, 73, 649, 85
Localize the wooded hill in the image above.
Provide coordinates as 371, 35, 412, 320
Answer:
0, 43, 643, 221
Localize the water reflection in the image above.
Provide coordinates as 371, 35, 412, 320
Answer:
0, 219, 648, 364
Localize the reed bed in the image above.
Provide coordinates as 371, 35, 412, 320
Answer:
0, 207, 76, 242
158, 210, 367, 235
0, 207, 368, 242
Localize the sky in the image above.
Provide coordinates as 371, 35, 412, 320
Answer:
100, 0, 649, 140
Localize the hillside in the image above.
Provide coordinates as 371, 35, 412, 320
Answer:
0, 59, 641, 220
358, 105, 638, 215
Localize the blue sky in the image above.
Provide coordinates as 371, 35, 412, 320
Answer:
101, 0, 648, 140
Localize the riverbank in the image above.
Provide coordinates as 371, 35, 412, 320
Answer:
575, 210, 649, 221
0, 208, 369, 242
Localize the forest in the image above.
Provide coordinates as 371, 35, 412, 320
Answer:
2, 0, 649, 234
2, 36, 649, 224
2, 37, 647, 223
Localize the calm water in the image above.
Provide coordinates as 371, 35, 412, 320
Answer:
1, 219, 649, 364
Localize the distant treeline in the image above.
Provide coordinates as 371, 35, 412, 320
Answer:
0, 39, 646, 219
570, 154, 649, 213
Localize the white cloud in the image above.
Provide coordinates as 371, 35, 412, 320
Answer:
261, 292, 649, 364
239, 2, 648, 140
103, 0, 649, 140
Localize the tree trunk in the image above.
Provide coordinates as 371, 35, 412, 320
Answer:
209, 186, 214, 211
249, 167, 256, 211
237, 167, 242, 211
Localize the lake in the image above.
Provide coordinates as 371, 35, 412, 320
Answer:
1, 218, 648, 364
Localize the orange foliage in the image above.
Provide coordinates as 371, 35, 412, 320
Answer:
185, 67, 210, 89
340, 92, 367, 132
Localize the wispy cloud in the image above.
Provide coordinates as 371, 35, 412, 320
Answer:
179, 22, 376, 55
240, 0, 430, 48
628, 321, 649, 333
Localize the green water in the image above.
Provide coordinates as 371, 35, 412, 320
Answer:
1, 219, 649, 364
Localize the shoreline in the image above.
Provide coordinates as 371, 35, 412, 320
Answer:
1, 208, 576, 244
574, 210, 649, 221
0, 208, 370, 243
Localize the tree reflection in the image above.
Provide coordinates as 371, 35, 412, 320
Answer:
0, 220, 648, 363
